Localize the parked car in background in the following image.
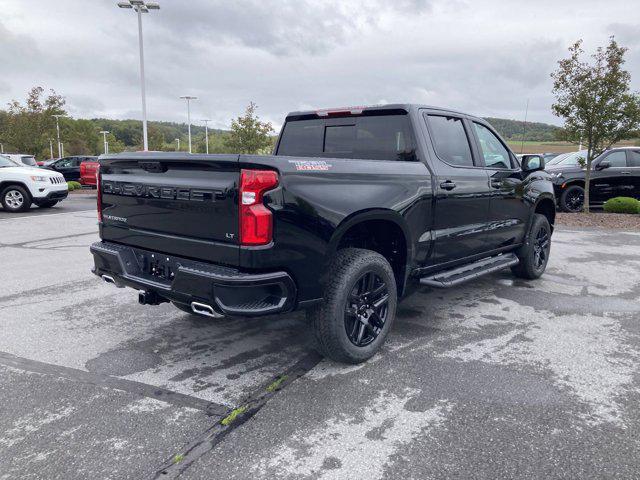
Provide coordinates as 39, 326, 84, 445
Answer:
1, 153, 39, 168
80, 160, 99, 187
44, 156, 98, 181
542, 152, 561, 162
548, 147, 640, 212
0, 155, 68, 212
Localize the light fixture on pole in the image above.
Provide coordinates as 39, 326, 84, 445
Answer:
117, 0, 160, 151
201, 119, 211, 154
179, 96, 197, 153
175, 138, 180, 151
100, 131, 110, 154
52, 114, 65, 158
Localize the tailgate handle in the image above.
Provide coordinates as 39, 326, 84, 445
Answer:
139, 161, 167, 173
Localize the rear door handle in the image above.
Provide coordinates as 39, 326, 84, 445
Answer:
439, 180, 457, 190
621, 171, 631, 174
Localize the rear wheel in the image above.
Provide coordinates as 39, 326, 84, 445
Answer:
511, 214, 551, 280
306, 248, 397, 364
559, 185, 584, 212
1, 185, 32, 213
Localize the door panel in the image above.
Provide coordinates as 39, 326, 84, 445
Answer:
591, 151, 630, 203
422, 112, 491, 264
470, 121, 529, 249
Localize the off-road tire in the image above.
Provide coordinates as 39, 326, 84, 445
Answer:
1, 185, 32, 213
559, 185, 584, 212
306, 248, 397, 364
511, 213, 551, 280
37, 201, 58, 209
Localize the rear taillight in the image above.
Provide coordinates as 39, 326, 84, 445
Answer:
96, 165, 102, 222
239, 169, 278, 245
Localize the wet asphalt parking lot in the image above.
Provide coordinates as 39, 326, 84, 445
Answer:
1, 195, 639, 479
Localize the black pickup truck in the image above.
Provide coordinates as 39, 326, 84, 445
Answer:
91, 104, 555, 363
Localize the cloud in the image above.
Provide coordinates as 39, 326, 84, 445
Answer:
0, 0, 637, 128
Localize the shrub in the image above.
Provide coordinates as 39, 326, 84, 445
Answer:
603, 197, 640, 214
67, 181, 82, 191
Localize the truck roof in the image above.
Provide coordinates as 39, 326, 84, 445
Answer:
285, 103, 482, 122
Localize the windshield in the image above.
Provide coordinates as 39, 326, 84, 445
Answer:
547, 150, 587, 167
0, 157, 15, 168
20, 155, 37, 166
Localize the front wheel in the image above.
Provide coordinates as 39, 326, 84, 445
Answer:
511, 214, 552, 280
306, 248, 397, 364
1, 185, 32, 213
559, 185, 584, 212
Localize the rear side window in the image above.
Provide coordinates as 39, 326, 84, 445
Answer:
277, 114, 417, 161
473, 122, 512, 169
629, 150, 640, 167
426, 115, 474, 167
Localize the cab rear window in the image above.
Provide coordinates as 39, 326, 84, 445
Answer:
277, 114, 417, 161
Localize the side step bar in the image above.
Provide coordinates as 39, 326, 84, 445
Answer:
419, 253, 519, 288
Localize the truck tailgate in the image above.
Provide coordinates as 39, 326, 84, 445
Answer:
99, 154, 240, 266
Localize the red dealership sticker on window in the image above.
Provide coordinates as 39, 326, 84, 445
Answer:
288, 160, 332, 171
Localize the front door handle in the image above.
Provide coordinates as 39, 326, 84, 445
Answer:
439, 180, 457, 190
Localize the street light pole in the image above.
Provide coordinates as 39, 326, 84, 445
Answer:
100, 131, 110, 154
175, 138, 180, 151
0, 143, 3, 154
49, 139, 53, 159
180, 96, 197, 153
52, 114, 65, 158
201, 119, 211, 154
117, 1, 160, 151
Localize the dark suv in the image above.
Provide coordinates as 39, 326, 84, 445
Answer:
548, 147, 640, 212
45, 156, 98, 181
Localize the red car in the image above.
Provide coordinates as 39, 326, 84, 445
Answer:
80, 160, 99, 187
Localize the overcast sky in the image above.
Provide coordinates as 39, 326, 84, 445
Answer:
1, 0, 638, 129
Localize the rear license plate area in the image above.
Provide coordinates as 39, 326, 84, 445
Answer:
139, 252, 176, 282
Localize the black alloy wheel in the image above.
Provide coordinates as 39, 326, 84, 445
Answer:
533, 226, 550, 270
344, 271, 390, 347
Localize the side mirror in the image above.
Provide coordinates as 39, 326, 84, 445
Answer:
521, 154, 545, 172
596, 160, 610, 171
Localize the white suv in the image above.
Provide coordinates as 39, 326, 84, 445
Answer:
0, 155, 68, 212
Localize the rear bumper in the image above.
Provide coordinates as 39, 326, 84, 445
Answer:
90, 241, 297, 317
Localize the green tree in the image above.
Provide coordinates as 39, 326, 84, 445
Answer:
1, 86, 66, 157
224, 102, 274, 154
551, 37, 640, 212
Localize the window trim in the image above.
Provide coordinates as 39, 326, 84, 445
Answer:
470, 120, 517, 171
423, 112, 479, 169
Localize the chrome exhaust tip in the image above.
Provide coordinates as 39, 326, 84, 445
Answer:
191, 301, 224, 318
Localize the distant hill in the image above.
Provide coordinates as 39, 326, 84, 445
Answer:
484, 117, 561, 142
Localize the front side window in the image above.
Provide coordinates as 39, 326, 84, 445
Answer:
426, 115, 474, 167
57, 159, 73, 168
473, 123, 512, 169
20, 156, 37, 166
603, 151, 627, 168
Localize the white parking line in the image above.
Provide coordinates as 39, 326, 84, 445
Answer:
0, 209, 95, 221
